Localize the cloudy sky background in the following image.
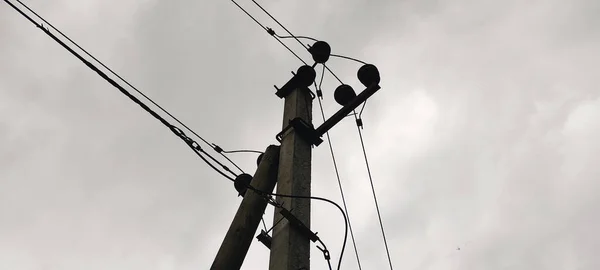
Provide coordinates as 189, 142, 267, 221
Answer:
1, 0, 599, 269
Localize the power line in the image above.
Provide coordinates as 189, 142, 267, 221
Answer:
250, 0, 309, 51
224, 149, 263, 154
9, 0, 249, 176
246, 0, 344, 85
230, 0, 307, 65
12, 1, 206, 145
353, 114, 394, 269
4, 0, 237, 181
275, 34, 318, 42
315, 65, 363, 269
330, 54, 368, 65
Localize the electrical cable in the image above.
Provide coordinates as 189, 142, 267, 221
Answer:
230, 173, 348, 270
219, 153, 245, 174
12, 0, 215, 148
270, 192, 347, 270
8, 0, 246, 177
250, 0, 309, 51
353, 113, 394, 269
222, 149, 264, 154
359, 100, 367, 120
316, 238, 333, 270
4, 0, 236, 181
330, 54, 368, 65
248, 0, 344, 85
314, 65, 363, 270
230, 0, 307, 65
274, 34, 318, 42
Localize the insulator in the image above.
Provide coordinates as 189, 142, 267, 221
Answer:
275, 65, 317, 98
295, 65, 317, 87
308, 41, 331, 64
234, 173, 253, 197
334, 84, 357, 106
357, 64, 380, 87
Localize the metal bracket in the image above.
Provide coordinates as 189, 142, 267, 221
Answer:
276, 117, 323, 146
256, 230, 272, 249
279, 208, 319, 243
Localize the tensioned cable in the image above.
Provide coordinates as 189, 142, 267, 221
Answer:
315, 65, 363, 269
248, 0, 344, 84
4, 0, 236, 180
353, 113, 394, 269
230, 0, 307, 65
9, 0, 245, 177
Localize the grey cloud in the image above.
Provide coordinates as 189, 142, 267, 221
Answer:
2, 0, 600, 269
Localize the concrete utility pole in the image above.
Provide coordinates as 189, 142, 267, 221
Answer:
211, 145, 281, 270
269, 86, 313, 270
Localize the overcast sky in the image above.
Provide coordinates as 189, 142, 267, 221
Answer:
1, 0, 599, 269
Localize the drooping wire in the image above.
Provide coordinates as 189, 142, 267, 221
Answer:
315, 65, 363, 270
222, 149, 264, 154
268, 192, 347, 270
230, 0, 307, 65
4, 0, 237, 180
353, 113, 394, 269
8, 0, 247, 177
274, 34, 318, 42
330, 54, 368, 65
229, 171, 348, 270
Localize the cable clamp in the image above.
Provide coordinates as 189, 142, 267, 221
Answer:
356, 118, 363, 128
316, 89, 323, 98
316, 245, 331, 260
212, 144, 224, 153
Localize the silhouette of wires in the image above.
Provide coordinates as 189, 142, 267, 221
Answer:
230, 0, 306, 65
223, 149, 264, 154
314, 65, 363, 269
230, 0, 344, 84
331, 54, 368, 65
229, 172, 348, 270
353, 113, 394, 269
267, 191, 347, 270
275, 34, 318, 42
5, 0, 239, 181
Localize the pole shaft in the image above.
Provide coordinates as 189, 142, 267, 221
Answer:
211, 145, 281, 270
269, 87, 313, 270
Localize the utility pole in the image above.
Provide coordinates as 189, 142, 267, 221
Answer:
210, 41, 380, 270
269, 85, 313, 270
211, 145, 280, 270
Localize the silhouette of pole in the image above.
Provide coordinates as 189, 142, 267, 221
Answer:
269, 87, 313, 270
211, 145, 280, 270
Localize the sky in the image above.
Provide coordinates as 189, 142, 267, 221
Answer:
1, 0, 599, 269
